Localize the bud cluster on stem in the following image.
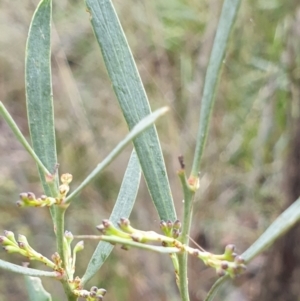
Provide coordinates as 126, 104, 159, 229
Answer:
0, 230, 58, 271
73, 286, 107, 301
17, 173, 73, 207
95, 218, 246, 278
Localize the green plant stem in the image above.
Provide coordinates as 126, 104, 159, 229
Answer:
55, 206, 76, 300
75, 235, 180, 253
61, 281, 78, 301
177, 170, 196, 301
177, 254, 190, 301
55, 207, 67, 267
0, 102, 51, 177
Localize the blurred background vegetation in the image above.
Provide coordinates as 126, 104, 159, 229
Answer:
0, 0, 300, 300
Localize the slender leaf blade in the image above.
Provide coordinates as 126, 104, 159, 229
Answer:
0, 102, 50, 176
81, 150, 141, 285
204, 196, 300, 301
65, 107, 168, 203
242, 196, 300, 263
191, 0, 241, 176
0, 259, 57, 278
24, 276, 52, 301
25, 0, 58, 196
85, 0, 176, 221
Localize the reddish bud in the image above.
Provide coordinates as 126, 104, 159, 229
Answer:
102, 220, 112, 228
16, 201, 23, 207
193, 250, 200, 257
234, 256, 245, 264
96, 224, 105, 233
221, 261, 228, 270
166, 220, 173, 229
19, 193, 28, 200
225, 244, 236, 253
18, 242, 26, 249
160, 221, 167, 229
217, 268, 226, 277
173, 220, 182, 230
27, 192, 35, 200
120, 218, 130, 226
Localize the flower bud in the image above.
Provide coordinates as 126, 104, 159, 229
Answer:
217, 268, 226, 277
27, 192, 36, 200
19, 193, 28, 200
61, 173, 73, 185
173, 220, 182, 230
18, 234, 29, 247
131, 233, 143, 242
225, 244, 235, 254
172, 229, 180, 238
166, 220, 173, 229
64, 231, 74, 244
102, 220, 112, 228
16, 200, 24, 207
160, 220, 167, 230
234, 255, 245, 264
51, 252, 62, 265
4, 231, 18, 244
73, 241, 84, 253
18, 241, 26, 249
221, 261, 228, 270
90, 286, 98, 293
120, 218, 130, 226
97, 288, 107, 297
4, 245, 20, 253
96, 224, 106, 233
192, 249, 200, 257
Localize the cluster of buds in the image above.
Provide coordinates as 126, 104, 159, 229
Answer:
95, 218, 246, 278
0, 231, 58, 271
17, 192, 57, 207
97, 218, 177, 246
73, 286, 106, 301
63, 231, 84, 280
17, 173, 73, 207
160, 220, 181, 239
188, 244, 246, 278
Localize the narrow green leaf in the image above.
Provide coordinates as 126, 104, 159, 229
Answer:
65, 107, 168, 204
25, 0, 58, 196
204, 196, 300, 301
242, 196, 300, 263
0, 259, 57, 278
24, 276, 52, 301
85, 0, 176, 221
0, 102, 50, 176
191, 0, 241, 177
81, 150, 141, 285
